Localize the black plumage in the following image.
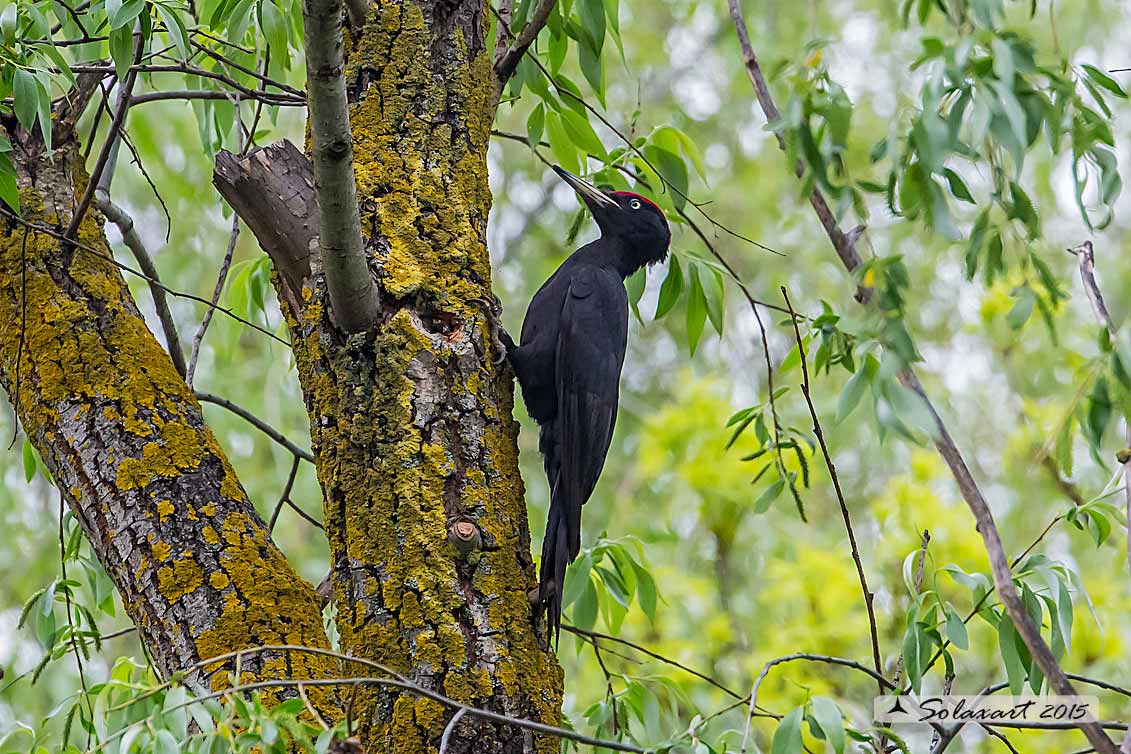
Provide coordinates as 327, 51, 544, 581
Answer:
495, 167, 671, 640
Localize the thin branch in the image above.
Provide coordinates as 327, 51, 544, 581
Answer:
439, 708, 467, 754
494, 0, 557, 85
0, 208, 289, 347
194, 391, 314, 463
95, 197, 187, 377
562, 624, 745, 701
268, 456, 302, 535
727, 4, 1116, 752
781, 286, 883, 690
187, 214, 239, 386
1068, 240, 1131, 638
65, 27, 144, 242
69, 63, 306, 105
189, 41, 305, 97
301, 0, 379, 332
131, 89, 302, 106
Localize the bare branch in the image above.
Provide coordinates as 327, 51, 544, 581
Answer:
726, 4, 1117, 752
195, 391, 314, 463
0, 207, 288, 346
64, 28, 143, 242
781, 286, 884, 691
187, 215, 239, 386
95, 197, 187, 377
494, 0, 557, 86
301, 0, 379, 332
1068, 241, 1131, 671
131, 90, 302, 106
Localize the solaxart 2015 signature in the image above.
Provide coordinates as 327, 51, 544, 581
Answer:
874, 695, 1099, 726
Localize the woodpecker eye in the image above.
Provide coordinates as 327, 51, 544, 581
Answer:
629, 198, 642, 210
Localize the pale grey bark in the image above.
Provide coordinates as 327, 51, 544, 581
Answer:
301, 0, 379, 333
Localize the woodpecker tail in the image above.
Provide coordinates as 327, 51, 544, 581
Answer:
537, 424, 581, 644
538, 493, 571, 643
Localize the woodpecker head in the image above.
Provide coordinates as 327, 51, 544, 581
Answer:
553, 166, 671, 271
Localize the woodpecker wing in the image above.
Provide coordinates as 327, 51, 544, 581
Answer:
540, 265, 628, 639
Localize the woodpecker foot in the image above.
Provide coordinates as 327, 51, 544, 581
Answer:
470, 295, 512, 365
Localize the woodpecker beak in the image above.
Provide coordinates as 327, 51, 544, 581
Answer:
553, 166, 618, 212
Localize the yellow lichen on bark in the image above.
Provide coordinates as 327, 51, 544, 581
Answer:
270, 1, 564, 749
0, 143, 338, 713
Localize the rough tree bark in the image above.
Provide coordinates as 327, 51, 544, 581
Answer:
0, 0, 562, 752
214, 0, 564, 749
0, 138, 338, 705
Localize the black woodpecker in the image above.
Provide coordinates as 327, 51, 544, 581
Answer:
490, 166, 671, 640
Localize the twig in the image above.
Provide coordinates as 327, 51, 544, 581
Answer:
439, 708, 467, 753
131, 90, 301, 106
781, 286, 883, 688
561, 624, 745, 701
194, 391, 314, 463
187, 214, 239, 386
95, 673, 647, 754
1067, 241, 1131, 603
301, 0, 379, 332
95, 197, 187, 377
65, 27, 144, 242
739, 653, 894, 754
189, 41, 304, 97
727, 5, 1116, 751
0, 208, 289, 347
494, 0, 557, 85
58, 493, 95, 748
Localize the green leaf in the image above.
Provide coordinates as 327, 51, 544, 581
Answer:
943, 168, 974, 203
998, 613, 1027, 694
633, 563, 657, 621
577, 41, 605, 106
574, 0, 605, 55
945, 605, 969, 650
644, 144, 689, 211
559, 108, 606, 159
571, 576, 598, 630
1008, 180, 1041, 238
258, 0, 288, 59
686, 266, 707, 355
526, 103, 545, 149
107, 0, 145, 29
771, 707, 804, 754
12, 70, 38, 134
1082, 64, 1128, 98
902, 619, 923, 692
155, 3, 191, 58
1006, 287, 1035, 330
22, 437, 36, 482
109, 25, 135, 80
810, 697, 845, 754
654, 255, 683, 319
836, 355, 874, 423
754, 478, 784, 514
544, 111, 580, 175
625, 267, 645, 324
701, 266, 725, 335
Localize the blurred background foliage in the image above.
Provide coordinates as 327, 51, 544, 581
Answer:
3, 0, 1131, 751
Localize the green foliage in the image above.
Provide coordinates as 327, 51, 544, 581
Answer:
4, 0, 1131, 752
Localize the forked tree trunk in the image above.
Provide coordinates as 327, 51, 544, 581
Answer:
0, 0, 563, 750
216, 0, 563, 749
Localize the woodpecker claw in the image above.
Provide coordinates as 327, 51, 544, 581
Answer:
471, 296, 510, 365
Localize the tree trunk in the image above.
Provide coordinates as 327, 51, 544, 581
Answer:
0, 0, 561, 748
0, 138, 337, 707
216, 1, 564, 750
